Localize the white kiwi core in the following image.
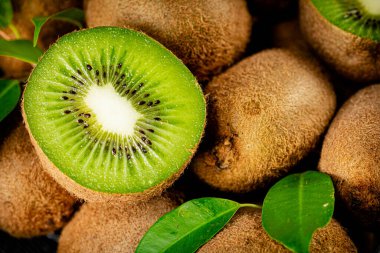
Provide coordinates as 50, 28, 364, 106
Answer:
359, 0, 380, 16
84, 84, 141, 136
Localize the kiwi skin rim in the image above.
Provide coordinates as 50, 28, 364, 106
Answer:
300, 0, 380, 82
21, 28, 207, 203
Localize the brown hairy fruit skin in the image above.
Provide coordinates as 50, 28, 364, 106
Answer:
84, 0, 252, 81
319, 84, 380, 228
0, 0, 82, 79
192, 49, 336, 193
198, 209, 357, 253
0, 121, 77, 238
299, 0, 380, 83
58, 195, 179, 253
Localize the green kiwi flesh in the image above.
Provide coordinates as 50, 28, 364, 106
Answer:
23, 27, 206, 200
311, 0, 380, 41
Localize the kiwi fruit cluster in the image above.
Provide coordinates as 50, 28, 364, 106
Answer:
2, 0, 380, 251
319, 84, 380, 229
58, 195, 180, 253
22, 27, 206, 202
299, 0, 380, 82
198, 209, 357, 252
84, 0, 253, 81
0, 116, 76, 237
192, 48, 336, 193
0, 0, 82, 79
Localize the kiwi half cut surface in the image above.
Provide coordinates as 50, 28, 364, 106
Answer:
311, 0, 380, 41
23, 27, 206, 201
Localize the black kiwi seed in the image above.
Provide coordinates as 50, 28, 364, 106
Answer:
86, 64, 93, 71
139, 130, 145, 135
126, 154, 131, 160
71, 76, 77, 80
147, 102, 153, 106
64, 110, 71, 114
83, 123, 89, 128
141, 147, 148, 153
144, 94, 150, 98
132, 147, 137, 153
95, 70, 99, 76
120, 74, 125, 80
141, 136, 147, 142
148, 129, 154, 133
139, 83, 144, 88
117, 63, 122, 69
103, 72, 106, 78
125, 89, 130, 94
138, 101, 146, 105
112, 148, 117, 156
62, 96, 69, 100
146, 139, 152, 145
154, 117, 161, 121
78, 113, 84, 117
69, 90, 77, 95
131, 90, 137, 95
78, 80, 84, 85
84, 113, 91, 118
77, 70, 82, 75
155, 100, 160, 105
77, 119, 84, 124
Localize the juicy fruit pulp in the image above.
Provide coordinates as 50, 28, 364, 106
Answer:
23, 27, 206, 194
311, 0, 380, 41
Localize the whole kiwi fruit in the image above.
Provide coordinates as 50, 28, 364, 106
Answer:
198, 208, 357, 252
299, 0, 380, 82
58, 194, 180, 253
84, 0, 253, 81
192, 49, 336, 193
22, 27, 206, 202
319, 84, 380, 229
0, 0, 82, 79
0, 117, 76, 238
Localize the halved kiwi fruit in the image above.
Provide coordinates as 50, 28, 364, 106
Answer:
198, 209, 357, 252
319, 84, 380, 229
299, 0, 380, 82
192, 49, 336, 193
23, 27, 206, 202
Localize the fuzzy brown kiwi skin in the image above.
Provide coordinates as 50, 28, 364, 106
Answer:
299, 0, 380, 83
58, 194, 180, 253
21, 72, 206, 203
0, 0, 82, 79
198, 208, 357, 253
84, 0, 253, 82
192, 48, 336, 193
319, 84, 380, 229
0, 115, 77, 238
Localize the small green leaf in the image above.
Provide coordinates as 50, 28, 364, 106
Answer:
262, 171, 334, 253
0, 79, 20, 122
0, 0, 13, 28
136, 198, 242, 253
32, 8, 84, 47
0, 39, 43, 64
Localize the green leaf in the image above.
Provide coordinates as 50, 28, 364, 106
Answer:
32, 8, 84, 47
0, 0, 13, 28
0, 39, 43, 64
262, 171, 335, 253
136, 198, 242, 253
0, 79, 20, 122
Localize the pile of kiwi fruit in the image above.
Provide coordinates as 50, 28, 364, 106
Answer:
1, 0, 379, 252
